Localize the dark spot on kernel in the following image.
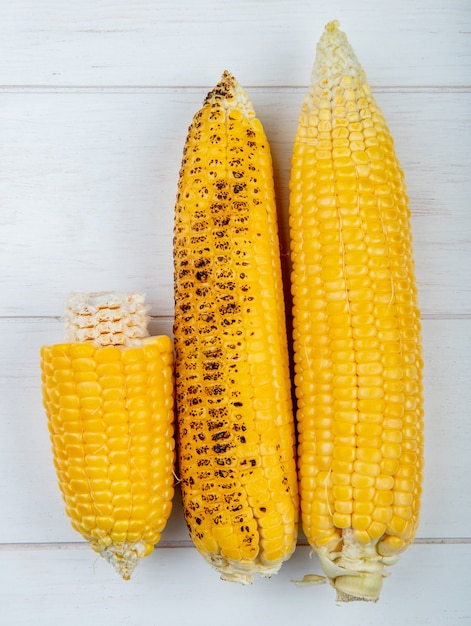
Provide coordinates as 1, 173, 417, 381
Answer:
212, 430, 230, 441
196, 270, 210, 281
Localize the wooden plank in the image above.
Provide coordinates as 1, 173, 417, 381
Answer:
0, 0, 469, 87
0, 316, 470, 542
1, 543, 470, 625
0, 90, 470, 317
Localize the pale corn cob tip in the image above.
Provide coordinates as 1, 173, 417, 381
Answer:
204, 70, 256, 119
312, 20, 366, 87
64, 291, 150, 347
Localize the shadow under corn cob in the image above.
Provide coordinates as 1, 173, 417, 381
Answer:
173, 72, 299, 584
40, 292, 175, 579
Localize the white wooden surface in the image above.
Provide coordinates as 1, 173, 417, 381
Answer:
1, 1, 470, 623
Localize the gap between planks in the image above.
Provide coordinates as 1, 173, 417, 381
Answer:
0, 85, 470, 95
1, 314, 471, 322
1, 537, 470, 552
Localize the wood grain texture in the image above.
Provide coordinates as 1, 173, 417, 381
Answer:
2, 544, 470, 625
1, 90, 470, 317
0, 0, 470, 622
1, 0, 469, 87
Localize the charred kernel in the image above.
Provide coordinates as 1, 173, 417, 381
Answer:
173, 72, 298, 582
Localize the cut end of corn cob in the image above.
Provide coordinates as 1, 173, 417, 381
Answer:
173, 72, 298, 584
41, 292, 175, 579
289, 21, 423, 602
65, 291, 150, 347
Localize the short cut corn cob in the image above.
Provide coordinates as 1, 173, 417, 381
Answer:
41, 292, 175, 579
173, 71, 298, 584
289, 22, 424, 601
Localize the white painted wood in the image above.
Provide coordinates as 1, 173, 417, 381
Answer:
1, 90, 470, 317
1, 0, 469, 87
1, 543, 470, 625
0, 0, 469, 621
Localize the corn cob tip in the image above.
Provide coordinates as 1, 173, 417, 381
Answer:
99, 540, 150, 580
325, 18, 340, 32
203, 70, 256, 119
311, 19, 365, 87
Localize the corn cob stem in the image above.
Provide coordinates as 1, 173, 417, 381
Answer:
41, 292, 175, 579
289, 21, 424, 601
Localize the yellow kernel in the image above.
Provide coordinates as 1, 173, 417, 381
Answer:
368, 521, 386, 540
353, 528, 372, 544
381, 458, 400, 475
387, 515, 408, 536
72, 357, 96, 372
376, 474, 395, 490
332, 485, 353, 501
333, 446, 356, 462
393, 505, 413, 521
95, 346, 122, 364
356, 447, 382, 463
394, 491, 414, 507
353, 460, 380, 477
353, 486, 375, 502
331, 472, 351, 486
351, 472, 375, 488
353, 501, 374, 516
381, 442, 402, 459
76, 381, 101, 397
352, 514, 370, 531
378, 535, 406, 557
70, 344, 96, 358
311, 514, 333, 531
332, 513, 351, 529
335, 500, 353, 514
373, 506, 392, 524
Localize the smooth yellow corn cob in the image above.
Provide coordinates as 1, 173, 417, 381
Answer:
289, 22, 424, 601
41, 292, 175, 579
173, 71, 298, 584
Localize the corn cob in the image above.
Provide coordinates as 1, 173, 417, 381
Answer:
289, 21, 424, 601
40, 292, 175, 579
173, 71, 298, 584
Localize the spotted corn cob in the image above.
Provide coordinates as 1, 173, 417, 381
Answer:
173, 71, 298, 584
289, 22, 424, 601
40, 292, 175, 579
